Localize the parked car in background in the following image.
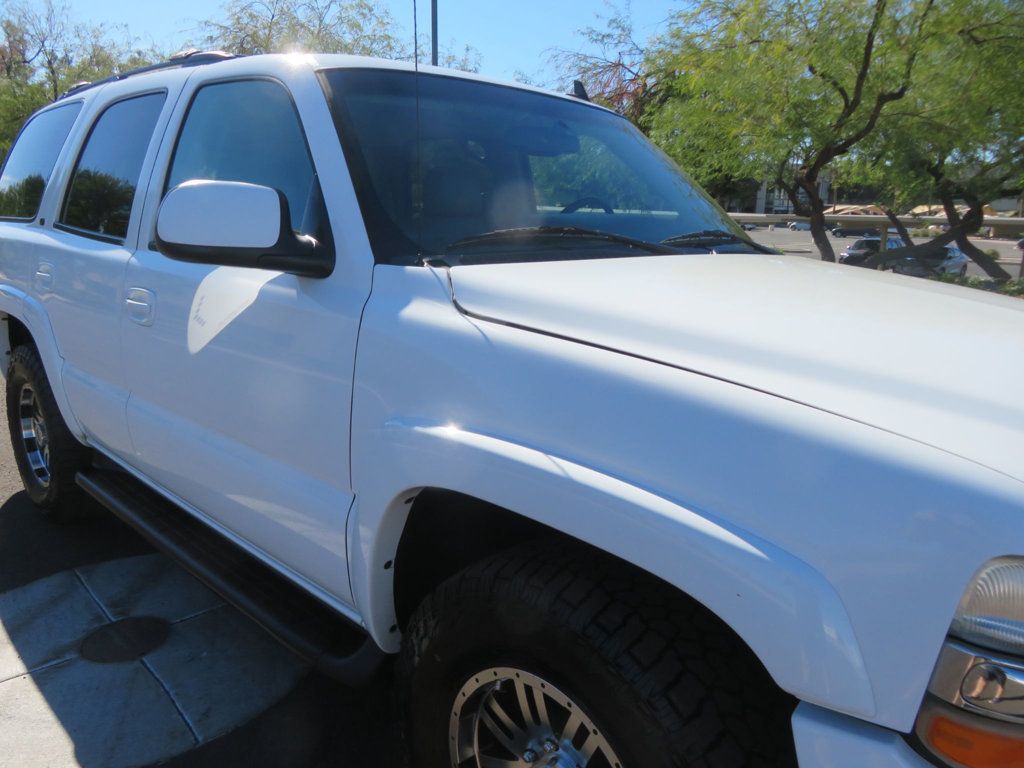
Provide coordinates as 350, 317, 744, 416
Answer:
890, 244, 970, 277
839, 236, 907, 266
831, 225, 879, 238
788, 220, 811, 231
739, 222, 758, 230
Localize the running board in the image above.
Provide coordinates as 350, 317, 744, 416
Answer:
76, 468, 386, 687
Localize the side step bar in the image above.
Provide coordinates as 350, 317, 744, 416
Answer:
76, 469, 387, 687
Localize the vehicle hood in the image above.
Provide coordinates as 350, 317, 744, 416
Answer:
448, 252, 1024, 482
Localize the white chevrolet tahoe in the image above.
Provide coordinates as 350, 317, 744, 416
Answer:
0, 50, 1022, 768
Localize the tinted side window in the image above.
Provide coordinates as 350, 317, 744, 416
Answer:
0, 103, 82, 219
60, 93, 166, 241
166, 80, 317, 232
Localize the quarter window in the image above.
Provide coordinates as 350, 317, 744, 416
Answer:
0, 103, 81, 219
60, 92, 166, 240
166, 80, 321, 234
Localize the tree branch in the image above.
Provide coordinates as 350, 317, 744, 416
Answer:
808, 63, 849, 110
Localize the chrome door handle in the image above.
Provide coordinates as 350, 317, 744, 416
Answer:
34, 263, 54, 291
125, 287, 155, 326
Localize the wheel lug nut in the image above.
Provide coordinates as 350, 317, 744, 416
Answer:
522, 749, 538, 763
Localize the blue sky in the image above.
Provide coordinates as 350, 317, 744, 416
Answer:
74, 0, 679, 82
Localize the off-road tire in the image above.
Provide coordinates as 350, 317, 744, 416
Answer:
6, 344, 91, 521
399, 541, 797, 768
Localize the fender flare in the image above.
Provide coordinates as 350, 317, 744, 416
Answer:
0, 285, 85, 439
349, 418, 877, 720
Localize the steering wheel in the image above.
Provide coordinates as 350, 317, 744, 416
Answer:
560, 196, 615, 214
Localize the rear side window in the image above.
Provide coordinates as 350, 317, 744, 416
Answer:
165, 79, 320, 233
0, 103, 81, 219
60, 92, 166, 241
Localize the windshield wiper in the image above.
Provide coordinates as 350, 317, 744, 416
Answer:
662, 229, 745, 245
445, 226, 674, 255
661, 228, 775, 254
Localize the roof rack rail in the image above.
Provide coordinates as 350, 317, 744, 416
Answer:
59, 50, 236, 100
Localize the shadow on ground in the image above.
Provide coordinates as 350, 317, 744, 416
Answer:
0, 492, 152, 595
0, 491, 403, 768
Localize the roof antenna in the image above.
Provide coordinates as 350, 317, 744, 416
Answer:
413, 0, 423, 261
431, 0, 438, 66
413, 0, 419, 73
572, 80, 590, 101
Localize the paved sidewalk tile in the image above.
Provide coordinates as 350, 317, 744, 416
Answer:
0, 571, 107, 681
0, 657, 195, 768
76, 554, 223, 623
143, 604, 307, 742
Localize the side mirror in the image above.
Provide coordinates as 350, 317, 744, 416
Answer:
155, 180, 333, 278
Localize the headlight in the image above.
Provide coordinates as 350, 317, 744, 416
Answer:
950, 558, 1024, 655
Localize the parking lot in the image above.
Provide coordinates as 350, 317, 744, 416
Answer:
0, 435, 399, 768
746, 226, 1022, 278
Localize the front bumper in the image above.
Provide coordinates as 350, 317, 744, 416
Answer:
793, 703, 935, 768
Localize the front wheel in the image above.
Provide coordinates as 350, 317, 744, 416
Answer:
6, 344, 92, 521
399, 542, 797, 768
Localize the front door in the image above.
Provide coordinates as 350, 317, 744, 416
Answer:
121, 74, 370, 606
38, 89, 169, 457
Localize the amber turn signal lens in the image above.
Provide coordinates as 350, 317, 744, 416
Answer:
926, 715, 1024, 768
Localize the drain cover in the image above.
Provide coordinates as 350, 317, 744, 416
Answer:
80, 616, 171, 663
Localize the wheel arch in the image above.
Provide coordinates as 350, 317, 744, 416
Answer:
350, 419, 877, 720
0, 289, 84, 439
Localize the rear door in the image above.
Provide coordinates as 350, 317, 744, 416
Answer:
121, 66, 372, 607
27, 83, 176, 457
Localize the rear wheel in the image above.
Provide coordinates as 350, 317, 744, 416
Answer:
399, 542, 797, 768
6, 344, 92, 521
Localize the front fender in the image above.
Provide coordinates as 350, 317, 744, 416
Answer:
349, 417, 876, 720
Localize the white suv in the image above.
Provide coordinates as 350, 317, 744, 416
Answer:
0, 51, 1022, 768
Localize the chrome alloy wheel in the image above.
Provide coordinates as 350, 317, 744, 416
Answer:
19, 383, 50, 487
449, 666, 624, 768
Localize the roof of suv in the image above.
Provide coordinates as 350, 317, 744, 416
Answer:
58, 51, 603, 113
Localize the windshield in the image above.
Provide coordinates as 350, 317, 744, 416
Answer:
320, 68, 754, 265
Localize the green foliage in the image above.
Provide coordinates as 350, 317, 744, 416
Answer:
845, 0, 1024, 214
645, 1, 937, 192
0, 1, 160, 160
530, 135, 663, 212
0, 173, 44, 217
936, 274, 1024, 298
549, 1, 653, 122
200, 0, 407, 58
199, 0, 481, 71
62, 169, 135, 238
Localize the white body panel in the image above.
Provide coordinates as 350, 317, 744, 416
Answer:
447, 253, 1024, 483
792, 705, 933, 767
349, 264, 1024, 731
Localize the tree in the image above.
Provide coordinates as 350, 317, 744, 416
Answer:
200, 0, 406, 58
844, 0, 1023, 279
549, 2, 658, 124
0, 1, 155, 158
199, 0, 481, 71
645, 0, 939, 262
